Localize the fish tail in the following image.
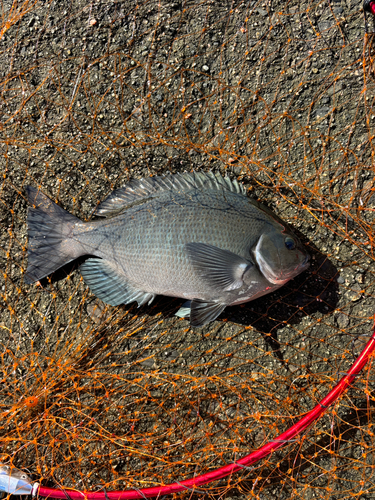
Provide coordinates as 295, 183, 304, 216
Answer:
25, 186, 81, 284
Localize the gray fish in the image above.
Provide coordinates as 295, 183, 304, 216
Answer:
25, 172, 309, 327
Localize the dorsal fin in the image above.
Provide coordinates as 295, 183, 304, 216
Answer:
95, 172, 246, 217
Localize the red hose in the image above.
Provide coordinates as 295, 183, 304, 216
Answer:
37, 322, 375, 499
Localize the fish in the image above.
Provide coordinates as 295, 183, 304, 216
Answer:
25, 172, 309, 327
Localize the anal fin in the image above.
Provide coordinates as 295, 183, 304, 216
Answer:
80, 258, 155, 307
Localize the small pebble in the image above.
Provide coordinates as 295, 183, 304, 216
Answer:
355, 273, 364, 284
345, 284, 362, 302
87, 299, 108, 323
353, 334, 370, 355
336, 313, 349, 329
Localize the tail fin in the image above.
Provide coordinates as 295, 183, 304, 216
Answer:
25, 186, 81, 284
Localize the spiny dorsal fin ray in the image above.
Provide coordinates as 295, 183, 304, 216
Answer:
95, 172, 246, 217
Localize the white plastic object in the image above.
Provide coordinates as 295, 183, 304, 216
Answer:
0, 464, 33, 495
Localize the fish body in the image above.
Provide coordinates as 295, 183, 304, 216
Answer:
25, 172, 309, 326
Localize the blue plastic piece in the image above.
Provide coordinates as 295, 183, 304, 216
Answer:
0, 464, 33, 495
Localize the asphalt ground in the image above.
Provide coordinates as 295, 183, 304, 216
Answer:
1, 0, 375, 498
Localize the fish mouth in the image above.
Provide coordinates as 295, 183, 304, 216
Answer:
301, 253, 310, 270
254, 247, 290, 285
254, 241, 310, 285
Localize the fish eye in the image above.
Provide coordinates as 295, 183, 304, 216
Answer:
285, 237, 296, 250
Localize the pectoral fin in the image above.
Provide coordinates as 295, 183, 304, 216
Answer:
186, 242, 252, 291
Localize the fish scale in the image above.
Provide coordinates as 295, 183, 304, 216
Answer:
25, 172, 309, 326
78, 190, 261, 293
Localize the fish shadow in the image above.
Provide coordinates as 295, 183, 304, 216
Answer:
220, 236, 339, 363
227, 241, 338, 328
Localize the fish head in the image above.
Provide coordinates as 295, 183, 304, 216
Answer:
252, 231, 309, 285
